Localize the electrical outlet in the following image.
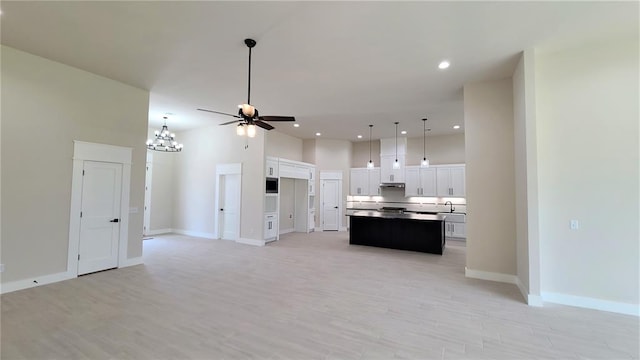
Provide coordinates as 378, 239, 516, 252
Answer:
570, 220, 579, 230
0, 264, 5, 273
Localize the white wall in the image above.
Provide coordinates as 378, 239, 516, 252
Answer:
172, 125, 265, 240
513, 50, 542, 304
464, 78, 517, 276
535, 36, 639, 307
1, 46, 149, 283
145, 130, 176, 232
265, 130, 303, 161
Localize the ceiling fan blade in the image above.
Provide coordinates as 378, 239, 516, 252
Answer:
253, 120, 275, 131
197, 108, 241, 118
258, 116, 296, 122
219, 119, 242, 126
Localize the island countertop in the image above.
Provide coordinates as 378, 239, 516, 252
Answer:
346, 209, 447, 222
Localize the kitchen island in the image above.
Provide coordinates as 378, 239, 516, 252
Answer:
346, 210, 446, 255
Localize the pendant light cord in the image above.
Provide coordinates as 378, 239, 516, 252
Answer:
394, 122, 399, 161
423, 118, 426, 159
369, 125, 373, 162
247, 46, 252, 105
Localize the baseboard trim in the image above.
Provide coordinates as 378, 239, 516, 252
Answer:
279, 228, 294, 235
314, 227, 321, 232
465, 267, 517, 284
340, 226, 347, 232
542, 291, 639, 316
515, 276, 543, 306
145, 228, 172, 236
120, 256, 143, 268
236, 238, 266, 247
0, 271, 75, 294
172, 228, 216, 239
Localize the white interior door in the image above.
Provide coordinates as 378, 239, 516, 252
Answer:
220, 174, 241, 240
143, 158, 152, 236
78, 161, 122, 275
322, 179, 340, 231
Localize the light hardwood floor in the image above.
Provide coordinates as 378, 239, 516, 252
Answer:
1, 231, 638, 359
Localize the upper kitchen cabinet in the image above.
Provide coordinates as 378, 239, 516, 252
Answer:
380, 137, 407, 183
380, 155, 405, 183
350, 167, 381, 196
436, 165, 465, 197
266, 157, 278, 178
405, 166, 436, 197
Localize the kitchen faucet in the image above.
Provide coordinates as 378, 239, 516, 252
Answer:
444, 201, 455, 213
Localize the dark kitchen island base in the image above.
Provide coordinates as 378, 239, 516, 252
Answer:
349, 214, 445, 255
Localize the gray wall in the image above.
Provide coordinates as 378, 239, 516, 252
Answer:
464, 78, 517, 276
1, 45, 149, 283
535, 35, 639, 305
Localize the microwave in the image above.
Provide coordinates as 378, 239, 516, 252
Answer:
266, 177, 278, 193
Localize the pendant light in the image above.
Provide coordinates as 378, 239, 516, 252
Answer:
421, 118, 430, 168
367, 124, 374, 169
393, 122, 400, 169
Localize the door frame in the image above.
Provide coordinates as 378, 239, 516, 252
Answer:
143, 152, 153, 236
68, 141, 132, 277
215, 163, 242, 240
320, 171, 343, 231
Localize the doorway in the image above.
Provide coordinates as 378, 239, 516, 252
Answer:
215, 163, 242, 240
143, 152, 152, 237
320, 171, 342, 231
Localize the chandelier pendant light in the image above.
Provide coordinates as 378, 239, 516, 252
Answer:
147, 116, 183, 152
367, 124, 374, 169
421, 118, 430, 168
393, 122, 400, 169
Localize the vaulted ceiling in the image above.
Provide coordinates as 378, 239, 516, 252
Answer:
1, 1, 637, 140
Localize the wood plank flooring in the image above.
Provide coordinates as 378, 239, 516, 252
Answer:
1, 231, 638, 359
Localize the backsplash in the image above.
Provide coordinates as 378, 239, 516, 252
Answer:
347, 187, 466, 213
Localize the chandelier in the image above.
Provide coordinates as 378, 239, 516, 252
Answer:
146, 116, 183, 152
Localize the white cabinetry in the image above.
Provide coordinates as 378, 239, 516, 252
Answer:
379, 137, 406, 184
350, 168, 381, 195
404, 166, 436, 197
264, 214, 278, 240
266, 158, 278, 178
436, 165, 465, 197
380, 155, 405, 183
445, 222, 466, 239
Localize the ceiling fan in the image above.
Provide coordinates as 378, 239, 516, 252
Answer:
197, 38, 295, 135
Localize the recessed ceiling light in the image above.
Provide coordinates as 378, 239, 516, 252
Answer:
401, 130, 407, 135
293, 123, 300, 127
357, 135, 362, 139
315, 132, 321, 136
438, 60, 450, 70
453, 125, 460, 129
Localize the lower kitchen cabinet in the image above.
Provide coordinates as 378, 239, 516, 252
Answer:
445, 222, 466, 239
264, 214, 278, 240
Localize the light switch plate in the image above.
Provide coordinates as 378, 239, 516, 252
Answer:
0, 264, 5, 273
570, 220, 579, 230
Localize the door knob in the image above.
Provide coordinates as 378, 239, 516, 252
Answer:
334, 206, 338, 209
109, 218, 119, 223
220, 208, 224, 211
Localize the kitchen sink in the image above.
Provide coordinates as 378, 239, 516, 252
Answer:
438, 212, 466, 223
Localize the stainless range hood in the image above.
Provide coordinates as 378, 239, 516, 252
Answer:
379, 183, 405, 188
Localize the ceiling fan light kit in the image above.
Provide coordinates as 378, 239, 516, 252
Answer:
147, 116, 183, 152
197, 38, 295, 138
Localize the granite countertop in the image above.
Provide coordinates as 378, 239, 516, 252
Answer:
345, 209, 446, 221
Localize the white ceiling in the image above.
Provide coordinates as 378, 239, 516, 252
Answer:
1, 1, 637, 141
